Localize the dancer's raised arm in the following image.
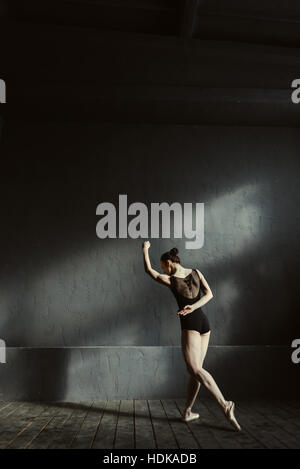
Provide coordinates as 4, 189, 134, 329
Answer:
142, 241, 171, 287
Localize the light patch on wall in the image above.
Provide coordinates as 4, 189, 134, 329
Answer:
207, 183, 266, 256
214, 277, 240, 334
217, 278, 240, 309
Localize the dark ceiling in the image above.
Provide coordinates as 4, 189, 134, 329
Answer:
2, 1, 300, 125
8, 0, 300, 47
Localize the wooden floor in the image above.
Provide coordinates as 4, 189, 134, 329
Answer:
0, 397, 300, 449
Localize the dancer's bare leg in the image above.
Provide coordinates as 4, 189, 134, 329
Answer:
184, 376, 200, 414
182, 330, 227, 412
181, 330, 210, 418
181, 329, 242, 430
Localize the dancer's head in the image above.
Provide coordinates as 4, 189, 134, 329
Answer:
160, 247, 180, 274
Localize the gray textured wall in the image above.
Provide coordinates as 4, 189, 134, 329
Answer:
0, 122, 299, 400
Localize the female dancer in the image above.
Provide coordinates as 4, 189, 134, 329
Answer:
142, 241, 241, 431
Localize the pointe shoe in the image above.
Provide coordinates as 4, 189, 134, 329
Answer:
224, 401, 242, 431
182, 411, 200, 422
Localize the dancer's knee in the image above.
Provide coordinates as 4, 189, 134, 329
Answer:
190, 366, 207, 385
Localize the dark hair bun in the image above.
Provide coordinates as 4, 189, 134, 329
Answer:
169, 247, 179, 256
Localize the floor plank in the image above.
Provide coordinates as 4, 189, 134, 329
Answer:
29, 403, 78, 449
134, 400, 156, 449
114, 399, 135, 449
161, 399, 199, 449
0, 401, 27, 420
175, 399, 222, 449
202, 398, 261, 449
71, 400, 106, 449
6, 403, 59, 449
147, 400, 178, 449
46, 402, 93, 449
1, 402, 50, 449
0, 398, 299, 449
238, 398, 300, 449
92, 400, 119, 449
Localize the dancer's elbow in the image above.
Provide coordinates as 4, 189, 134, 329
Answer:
145, 267, 155, 278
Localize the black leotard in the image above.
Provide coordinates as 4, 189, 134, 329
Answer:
169, 268, 211, 334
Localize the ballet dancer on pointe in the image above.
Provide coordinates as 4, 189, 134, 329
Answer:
142, 241, 241, 431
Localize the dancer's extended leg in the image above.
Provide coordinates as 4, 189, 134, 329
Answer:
182, 330, 227, 409
181, 330, 241, 430
182, 330, 210, 419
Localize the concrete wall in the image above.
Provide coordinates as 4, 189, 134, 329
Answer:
0, 122, 299, 400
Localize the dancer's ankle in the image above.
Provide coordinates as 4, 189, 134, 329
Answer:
221, 400, 228, 412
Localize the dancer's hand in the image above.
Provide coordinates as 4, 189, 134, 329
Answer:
177, 304, 195, 316
142, 240, 151, 250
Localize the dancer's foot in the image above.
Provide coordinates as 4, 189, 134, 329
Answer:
182, 409, 200, 422
224, 401, 241, 431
